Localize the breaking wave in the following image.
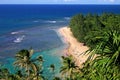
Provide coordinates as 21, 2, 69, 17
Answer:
11, 31, 24, 35
11, 31, 19, 35
64, 17, 71, 20
46, 20, 57, 23
13, 35, 25, 43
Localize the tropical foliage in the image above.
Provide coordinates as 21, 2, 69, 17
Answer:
0, 49, 44, 80
14, 49, 44, 80
69, 13, 120, 79
0, 13, 120, 80
60, 55, 78, 80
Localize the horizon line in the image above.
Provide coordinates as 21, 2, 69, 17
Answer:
0, 4, 120, 5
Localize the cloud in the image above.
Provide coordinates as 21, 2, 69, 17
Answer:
103, 0, 106, 1
103, 0, 115, 2
63, 0, 75, 2
109, 0, 114, 2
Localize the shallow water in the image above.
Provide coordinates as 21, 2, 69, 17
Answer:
0, 5, 120, 78
1, 26, 68, 79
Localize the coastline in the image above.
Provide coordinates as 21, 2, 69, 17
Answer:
58, 26, 89, 67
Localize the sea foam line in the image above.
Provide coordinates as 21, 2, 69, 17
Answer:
13, 35, 25, 43
46, 20, 57, 23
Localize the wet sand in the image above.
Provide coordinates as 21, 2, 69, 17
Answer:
58, 27, 90, 67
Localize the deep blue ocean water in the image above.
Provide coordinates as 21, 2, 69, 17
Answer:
0, 5, 120, 78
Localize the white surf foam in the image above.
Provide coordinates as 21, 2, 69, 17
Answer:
64, 17, 71, 20
11, 31, 19, 35
46, 20, 57, 23
13, 35, 25, 43
11, 30, 24, 35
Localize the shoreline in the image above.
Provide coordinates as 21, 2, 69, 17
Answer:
58, 26, 89, 67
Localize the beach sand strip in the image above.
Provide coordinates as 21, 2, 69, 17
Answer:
58, 27, 90, 67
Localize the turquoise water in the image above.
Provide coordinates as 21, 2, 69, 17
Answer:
4, 45, 67, 78
2, 28, 68, 79
1, 26, 68, 78
0, 5, 120, 79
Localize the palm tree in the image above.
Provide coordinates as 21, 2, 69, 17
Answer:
48, 64, 55, 79
60, 55, 78, 79
53, 77, 61, 80
50, 64, 55, 72
80, 27, 120, 80
69, 13, 120, 80
0, 68, 10, 80
14, 49, 44, 80
0, 63, 22, 80
90, 28, 119, 63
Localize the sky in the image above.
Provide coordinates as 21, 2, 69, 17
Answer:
0, 0, 120, 4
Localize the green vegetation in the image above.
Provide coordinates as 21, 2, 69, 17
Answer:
69, 13, 120, 79
60, 55, 78, 80
0, 49, 45, 80
14, 49, 44, 80
0, 13, 120, 80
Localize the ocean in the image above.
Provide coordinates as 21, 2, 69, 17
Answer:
0, 4, 120, 78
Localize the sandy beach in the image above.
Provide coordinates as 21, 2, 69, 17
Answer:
58, 27, 90, 67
